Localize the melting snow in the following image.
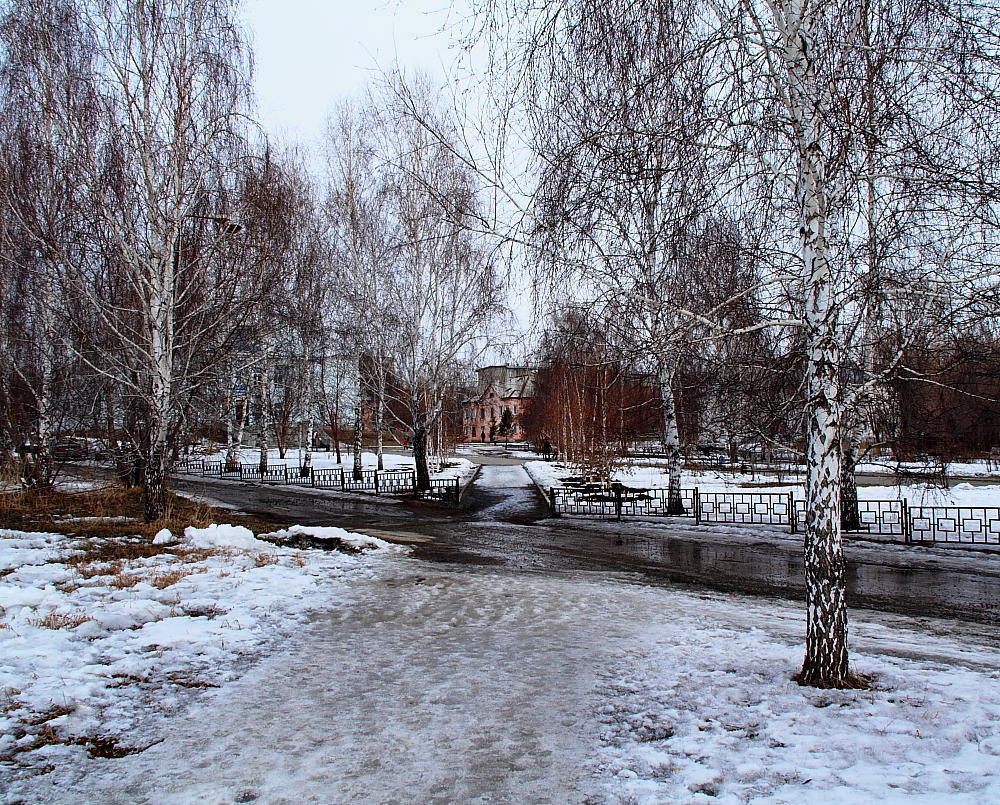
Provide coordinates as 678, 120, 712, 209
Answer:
3, 526, 1000, 802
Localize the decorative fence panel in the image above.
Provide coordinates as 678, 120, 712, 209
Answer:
793, 499, 907, 538
312, 468, 344, 490
379, 470, 416, 494
550, 485, 619, 517
218, 463, 241, 479
418, 478, 460, 504
698, 492, 792, 527
549, 485, 696, 519
852, 499, 906, 537
620, 487, 697, 517
175, 459, 205, 475
909, 506, 1000, 545
285, 466, 315, 486
239, 464, 288, 484
342, 469, 379, 492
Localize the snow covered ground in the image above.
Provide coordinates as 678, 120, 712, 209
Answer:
525, 460, 1000, 508
190, 447, 478, 483
0, 523, 403, 786
857, 459, 1000, 479
4, 539, 1000, 803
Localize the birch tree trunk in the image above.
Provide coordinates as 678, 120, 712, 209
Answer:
658, 362, 684, 514
375, 376, 385, 471
257, 364, 271, 473
353, 401, 363, 480
412, 420, 430, 491
795, 115, 850, 688
225, 383, 247, 470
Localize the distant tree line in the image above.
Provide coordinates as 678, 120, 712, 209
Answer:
0, 1, 501, 517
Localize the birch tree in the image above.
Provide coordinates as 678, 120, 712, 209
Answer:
383, 80, 501, 489
469, 0, 1000, 687
65, 0, 272, 520
0, 0, 98, 486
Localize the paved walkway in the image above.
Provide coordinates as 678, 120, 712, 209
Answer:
28, 563, 647, 804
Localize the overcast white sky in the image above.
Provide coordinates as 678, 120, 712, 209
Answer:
242, 1, 536, 353
242, 0, 470, 146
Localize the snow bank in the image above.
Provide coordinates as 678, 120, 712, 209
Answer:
183, 523, 271, 551
599, 591, 1000, 803
152, 528, 175, 545
0, 524, 403, 778
266, 524, 395, 552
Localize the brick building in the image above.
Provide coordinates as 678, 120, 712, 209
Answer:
462, 365, 535, 443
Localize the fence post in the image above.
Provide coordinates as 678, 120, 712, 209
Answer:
612, 482, 623, 521
694, 487, 701, 524
374, 471, 380, 495
788, 492, 796, 534
902, 499, 910, 544
548, 487, 559, 516
310, 467, 315, 487
340, 468, 345, 489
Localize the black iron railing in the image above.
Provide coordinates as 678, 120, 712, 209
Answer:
546, 482, 999, 547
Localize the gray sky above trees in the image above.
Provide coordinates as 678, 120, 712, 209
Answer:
243, 0, 465, 144
243, 1, 540, 357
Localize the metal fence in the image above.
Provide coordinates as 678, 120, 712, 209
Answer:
171, 459, 463, 505
174, 458, 205, 474
379, 470, 417, 494
418, 477, 460, 504
239, 464, 288, 484
793, 498, 907, 538
550, 484, 696, 519
909, 505, 1000, 545
698, 491, 792, 527
342, 469, 380, 492
547, 483, 1000, 546
312, 468, 343, 489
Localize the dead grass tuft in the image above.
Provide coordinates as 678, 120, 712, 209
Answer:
164, 671, 219, 689
172, 545, 224, 562
29, 611, 92, 630
107, 673, 148, 688
107, 571, 140, 589
147, 568, 193, 589
20, 703, 75, 726
252, 552, 279, 567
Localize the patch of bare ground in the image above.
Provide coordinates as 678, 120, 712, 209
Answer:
0, 484, 275, 542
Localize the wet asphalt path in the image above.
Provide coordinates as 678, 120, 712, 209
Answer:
168, 465, 1000, 625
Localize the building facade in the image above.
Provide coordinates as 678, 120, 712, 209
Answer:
461, 365, 535, 443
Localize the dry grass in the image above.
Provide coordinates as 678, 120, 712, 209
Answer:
28, 611, 92, 630
147, 568, 194, 589
107, 571, 140, 588
252, 552, 279, 567
0, 484, 274, 541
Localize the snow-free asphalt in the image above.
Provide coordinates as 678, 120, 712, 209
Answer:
168, 461, 1000, 624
